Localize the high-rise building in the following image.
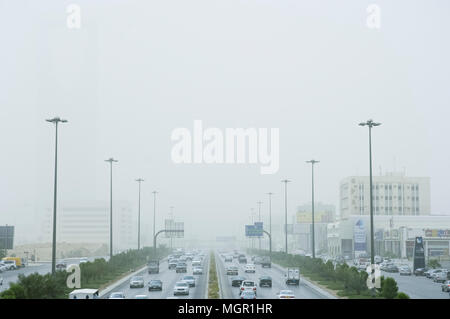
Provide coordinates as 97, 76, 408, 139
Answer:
340, 172, 430, 219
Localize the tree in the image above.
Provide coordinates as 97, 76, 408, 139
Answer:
396, 292, 410, 299
381, 277, 398, 299
427, 259, 441, 269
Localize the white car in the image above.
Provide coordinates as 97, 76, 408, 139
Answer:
181, 275, 196, 287
173, 281, 190, 296
193, 267, 203, 275
79, 257, 88, 264
2, 260, 17, 270
278, 290, 295, 299
239, 280, 257, 296
244, 264, 256, 273
192, 260, 202, 267
108, 292, 126, 299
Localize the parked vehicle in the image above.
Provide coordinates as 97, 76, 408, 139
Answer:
286, 268, 300, 285
148, 260, 159, 274
399, 266, 412, 276
433, 271, 448, 283
2, 260, 17, 270
384, 264, 399, 273
441, 280, 450, 292
414, 267, 428, 276
2, 257, 24, 268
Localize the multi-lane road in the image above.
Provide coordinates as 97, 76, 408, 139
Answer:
215, 252, 328, 299
102, 255, 210, 299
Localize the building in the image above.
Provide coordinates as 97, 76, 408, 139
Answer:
327, 214, 450, 260
340, 172, 430, 219
40, 200, 136, 253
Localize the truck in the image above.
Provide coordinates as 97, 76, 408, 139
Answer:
238, 254, 247, 264
69, 289, 99, 299
2, 257, 24, 268
260, 256, 271, 268
148, 260, 159, 274
285, 268, 300, 286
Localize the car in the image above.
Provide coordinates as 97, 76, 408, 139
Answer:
227, 266, 239, 276
259, 275, 272, 288
357, 263, 369, 271
244, 264, 256, 273
2, 260, 17, 270
430, 269, 447, 280
179, 256, 188, 263
426, 269, 441, 278
399, 266, 412, 276
414, 267, 428, 276
441, 280, 450, 292
224, 255, 233, 262
79, 257, 88, 264
384, 264, 399, 273
238, 254, 247, 264
239, 280, 257, 296
192, 260, 202, 267
193, 266, 203, 275
148, 279, 163, 291
374, 256, 383, 264
129, 275, 145, 288
278, 290, 295, 299
168, 259, 178, 270
433, 271, 448, 283
241, 290, 256, 299
56, 263, 67, 271
176, 262, 187, 273
260, 256, 271, 268
253, 256, 262, 265
109, 292, 126, 299
231, 276, 246, 287
135, 295, 148, 299
173, 281, 189, 296
181, 275, 196, 287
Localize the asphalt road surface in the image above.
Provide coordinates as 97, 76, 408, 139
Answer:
216, 252, 326, 299
103, 255, 210, 299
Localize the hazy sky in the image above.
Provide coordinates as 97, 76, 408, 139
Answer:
1, 0, 449, 244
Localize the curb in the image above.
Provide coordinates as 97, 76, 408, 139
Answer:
271, 263, 337, 299
214, 252, 223, 299
205, 252, 211, 299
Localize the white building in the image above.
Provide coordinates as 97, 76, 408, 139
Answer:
340, 172, 430, 219
40, 200, 136, 253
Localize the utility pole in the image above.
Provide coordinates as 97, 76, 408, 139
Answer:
105, 158, 118, 259
281, 179, 291, 254
152, 191, 158, 252
266, 192, 274, 254
46, 117, 67, 274
257, 201, 263, 250
306, 160, 319, 258
135, 178, 144, 250
169, 206, 174, 250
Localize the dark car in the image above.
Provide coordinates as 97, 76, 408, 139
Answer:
414, 267, 428, 276
259, 275, 272, 288
168, 259, 178, 270
148, 279, 163, 291
231, 276, 246, 287
176, 262, 187, 273
385, 264, 399, 273
238, 255, 247, 264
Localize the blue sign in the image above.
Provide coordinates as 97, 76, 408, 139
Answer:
245, 223, 263, 237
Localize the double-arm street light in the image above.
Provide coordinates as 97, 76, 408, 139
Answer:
257, 201, 263, 250
135, 178, 144, 250
306, 160, 319, 259
105, 158, 118, 259
359, 119, 381, 266
152, 191, 158, 249
46, 117, 67, 275
281, 179, 291, 254
169, 206, 174, 249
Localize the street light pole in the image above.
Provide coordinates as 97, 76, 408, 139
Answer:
152, 191, 158, 252
281, 179, 291, 254
306, 160, 319, 259
169, 206, 174, 250
136, 178, 144, 250
251, 208, 255, 249
257, 201, 263, 250
105, 158, 118, 260
46, 117, 67, 275
359, 119, 381, 266
266, 192, 274, 254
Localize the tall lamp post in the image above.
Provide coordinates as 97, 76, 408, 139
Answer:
306, 160, 319, 259
257, 201, 263, 250
281, 179, 291, 254
359, 119, 381, 266
46, 117, 67, 275
152, 191, 158, 252
135, 178, 144, 250
169, 206, 174, 249
266, 192, 274, 254
105, 158, 118, 260
251, 208, 256, 249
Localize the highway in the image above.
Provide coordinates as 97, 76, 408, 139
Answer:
216, 252, 327, 299
103, 255, 210, 299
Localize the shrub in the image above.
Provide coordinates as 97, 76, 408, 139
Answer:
396, 292, 410, 299
381, 277, 398, 299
